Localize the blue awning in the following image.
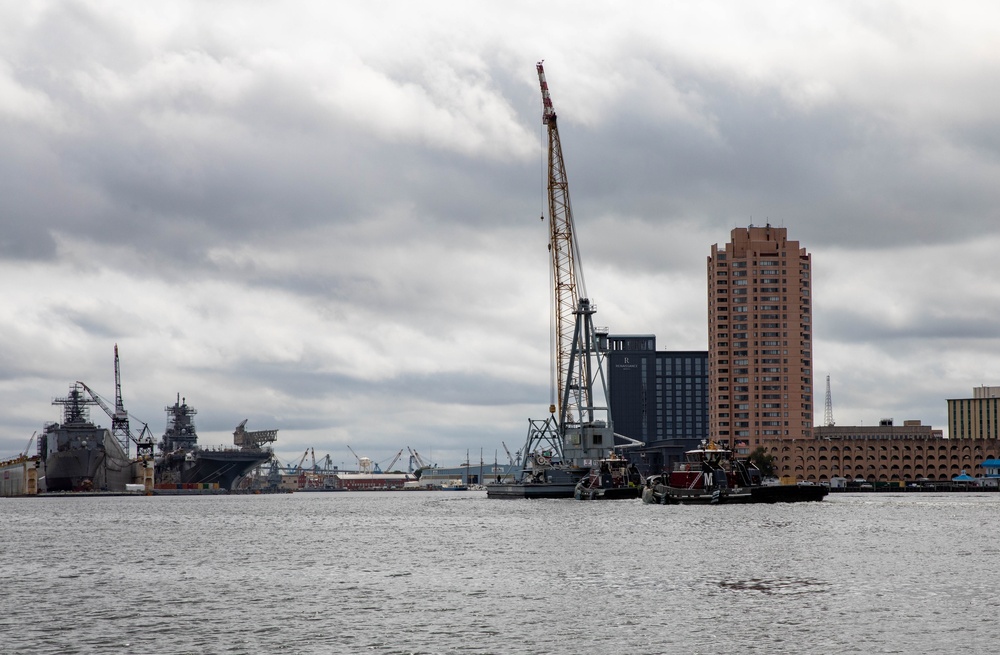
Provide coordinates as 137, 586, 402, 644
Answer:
981, 459, 1000, 467
953, 473, 976, 481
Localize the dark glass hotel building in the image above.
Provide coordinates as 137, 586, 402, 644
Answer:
607, 335, 708, 474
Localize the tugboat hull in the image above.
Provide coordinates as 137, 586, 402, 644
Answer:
643, 482, 828, 505
486, 467, 586, 499
641, 442, 829, 506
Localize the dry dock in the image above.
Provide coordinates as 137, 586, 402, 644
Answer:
0, 456, 40, 496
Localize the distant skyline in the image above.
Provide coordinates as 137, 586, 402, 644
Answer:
2, 1, 999, 468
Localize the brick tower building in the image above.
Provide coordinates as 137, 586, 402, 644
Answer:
707, 225, 814, 447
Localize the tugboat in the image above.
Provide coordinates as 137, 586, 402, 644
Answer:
641, 441, 828, 505
573, 453, 643, 500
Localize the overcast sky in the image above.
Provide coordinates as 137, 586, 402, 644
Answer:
3, 1, 999, 469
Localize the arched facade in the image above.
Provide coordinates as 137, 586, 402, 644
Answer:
762, 435, 1000, 483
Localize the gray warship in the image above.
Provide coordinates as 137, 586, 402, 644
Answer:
37, 384, 133, 492
154, 395, 275, 491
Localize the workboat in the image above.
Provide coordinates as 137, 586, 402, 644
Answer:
573, 453, 643, 500
641, 442, 828, 505
37, 384, 133, 492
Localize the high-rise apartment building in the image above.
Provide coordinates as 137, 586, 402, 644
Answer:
707, 225, 814, 446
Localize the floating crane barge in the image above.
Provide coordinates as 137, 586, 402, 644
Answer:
488, 63, 643, 499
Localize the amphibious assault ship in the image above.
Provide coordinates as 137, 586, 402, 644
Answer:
38, 384, 133, 492
155, 395, 275, 491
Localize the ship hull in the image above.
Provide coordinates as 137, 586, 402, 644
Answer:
486, 481, 578, 498
156, 449, 271, 491
486, 467, 587, 499
40, 430, 132, 493
642, 482, 829, 505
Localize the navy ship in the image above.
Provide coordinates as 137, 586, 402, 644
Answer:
38, 384, 133, 492
154, 395, 274, 491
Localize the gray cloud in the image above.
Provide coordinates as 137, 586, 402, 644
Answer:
3, 1, 999, 465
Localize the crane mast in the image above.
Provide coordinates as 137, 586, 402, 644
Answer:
537, 61, 586, 426
112, 344, 131, 456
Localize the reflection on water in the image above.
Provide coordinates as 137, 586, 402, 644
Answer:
718, 577, 829, 595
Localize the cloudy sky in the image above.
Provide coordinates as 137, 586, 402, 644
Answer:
2, 1, 999, 468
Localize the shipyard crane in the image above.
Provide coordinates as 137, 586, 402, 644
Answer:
22, 432, 36, 458
347, 445, 375, 473
111, 344, 131, 456
501, 441, 515, 465
407, 447, 432, 473
76, 345, 153, 457
509, 63, 643, 479
76, 380, 153, 458
538, 61, 588, 427
233, 419, 278, 450
133, 423, 156, 457
382, 448, 404, 473
291, 449, 310, 473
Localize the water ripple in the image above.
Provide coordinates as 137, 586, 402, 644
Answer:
3, 492, 1000, 653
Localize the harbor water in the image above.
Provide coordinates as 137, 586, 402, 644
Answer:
2, 491, 998, 654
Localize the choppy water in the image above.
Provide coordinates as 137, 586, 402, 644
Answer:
2, 491, 998, 654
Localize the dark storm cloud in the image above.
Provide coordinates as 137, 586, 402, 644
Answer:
565, 74, 1000, 253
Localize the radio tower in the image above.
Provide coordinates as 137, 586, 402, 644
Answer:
824, 374, 835, 427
